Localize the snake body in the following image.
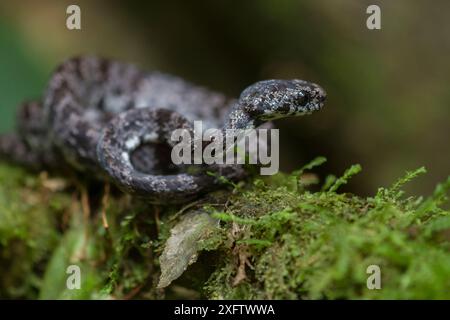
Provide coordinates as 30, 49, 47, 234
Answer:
0, 56, 326, 203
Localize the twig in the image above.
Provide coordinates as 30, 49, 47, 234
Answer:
154, 205, 161, 234
79, 184, 90, 260
101, 183, 110, 229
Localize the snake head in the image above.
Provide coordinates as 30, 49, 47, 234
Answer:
239, 79, 326, 121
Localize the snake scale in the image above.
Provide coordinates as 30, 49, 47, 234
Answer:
0, 56, 326, 203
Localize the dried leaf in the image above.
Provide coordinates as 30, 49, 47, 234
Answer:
158, 211, 218, 289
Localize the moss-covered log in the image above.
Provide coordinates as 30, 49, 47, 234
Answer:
0, 159, 449, 299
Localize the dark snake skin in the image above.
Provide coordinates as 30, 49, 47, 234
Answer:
0, 56, 326, 203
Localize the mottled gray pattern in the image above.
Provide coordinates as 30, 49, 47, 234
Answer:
0, 56, 326, 203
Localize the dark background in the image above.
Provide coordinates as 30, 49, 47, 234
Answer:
0, 0, 448, 196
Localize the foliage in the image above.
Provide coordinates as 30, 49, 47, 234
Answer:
0, 159, 449, 299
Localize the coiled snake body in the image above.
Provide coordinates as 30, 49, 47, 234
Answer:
0, 56, 326, 203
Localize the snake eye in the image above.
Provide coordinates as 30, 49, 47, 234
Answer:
294, 91, 309, 106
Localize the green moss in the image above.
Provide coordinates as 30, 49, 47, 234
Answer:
0, 160, 449, 299
0, 165, 68, 298
204, 164, 450, 299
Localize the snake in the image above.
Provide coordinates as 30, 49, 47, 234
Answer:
0, 56, 326, 203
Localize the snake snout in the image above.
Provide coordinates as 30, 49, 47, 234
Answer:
303, 82, 326, 112
313, 83, 327, 103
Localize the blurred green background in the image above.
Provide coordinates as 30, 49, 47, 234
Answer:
0, 0, 448, 196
